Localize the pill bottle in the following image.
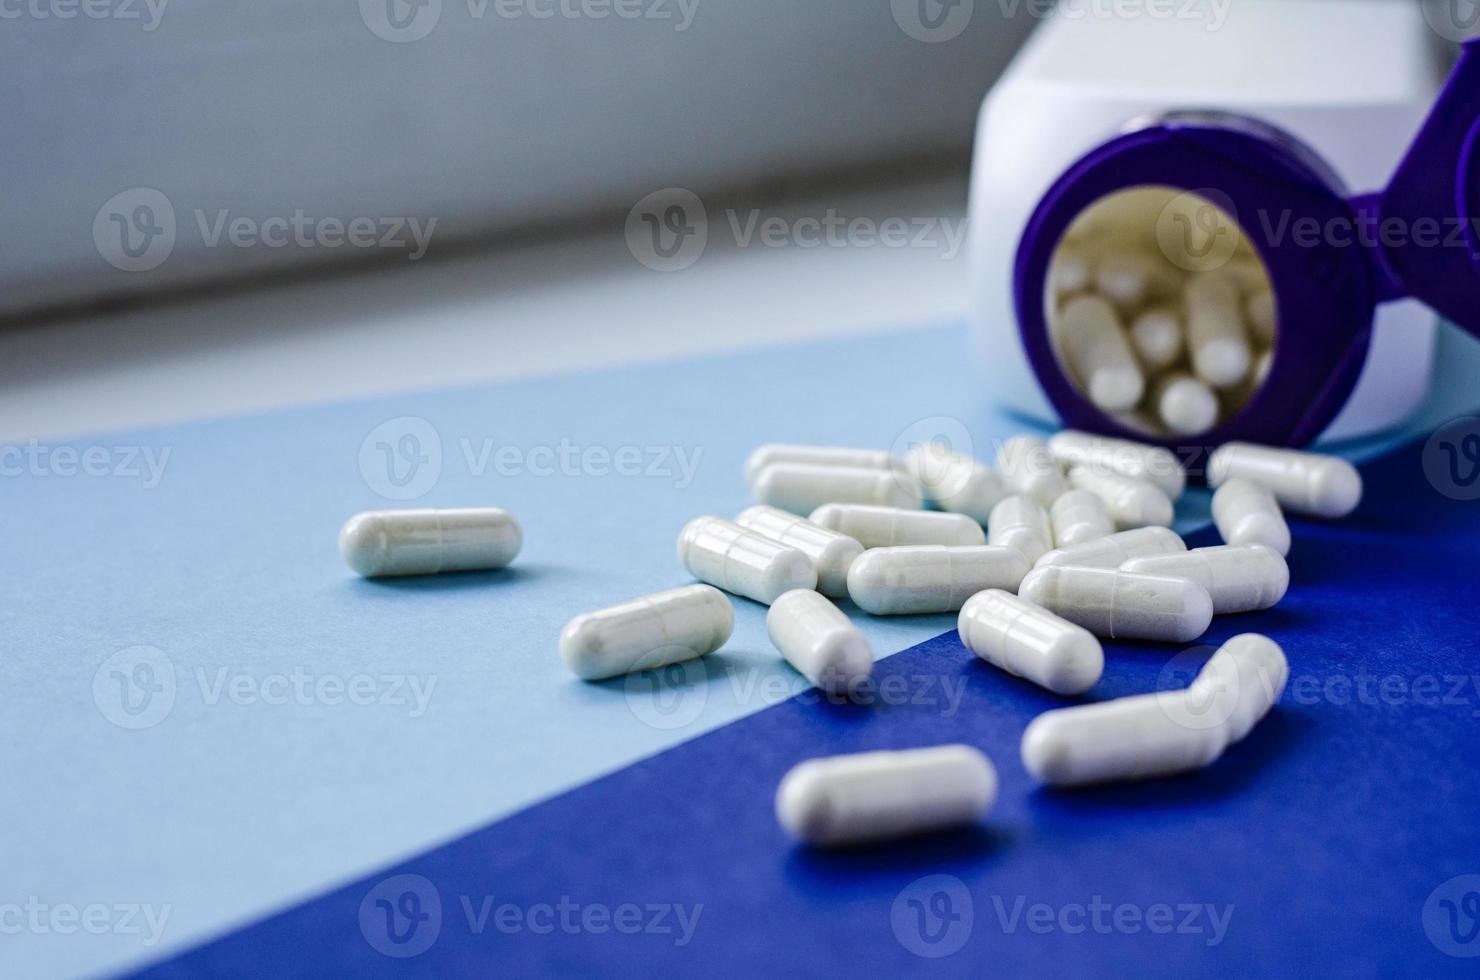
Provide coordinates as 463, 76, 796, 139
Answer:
969, 2, 1480, 448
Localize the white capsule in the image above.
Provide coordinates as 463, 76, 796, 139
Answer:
1253, 348, 1273, 386
752, 463, 921, 515
339, 508, 522, 578
1245, 290, 1276, 347
677, 516, 816, 605
1022, 632, 1287, 786
776, 745, 997, 847
1067, 466, 1173, 529
1129, 305, 1184, 372
767, 589, 872, 695
1208, 442, 1362, 519
744, 444, 900, 485
1049, 489, 1115, 548
735, 505, 864, 599
904, 444, 1008, 523
1018, 565, 1212, 642
1187, 633, 1289, 743
1122, 545, 1289, 615
1153, 371, 1220, 436
1185, 273, 1252, 389
958, 590, 1103, 695
847, 546, 1031, 615
1046, 430, 1186, 500
995, 434, 1070, 506
1050, 246, 1092, 297
1211, 478, 1291, 556
809, 504, 984, 548
559, 584, 733, 681
1036, 526, 1187, 569
1095, 251, 1171, 311
987, 494, 1053, 565
1054, 295, 1145, 412
1022, 692, 1227, 786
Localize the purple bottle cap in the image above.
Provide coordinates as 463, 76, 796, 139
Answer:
1370, 39, 1480, 331
1014, 39, 1480, 452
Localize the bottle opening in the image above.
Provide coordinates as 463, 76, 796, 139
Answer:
1044, 185, 1277, 438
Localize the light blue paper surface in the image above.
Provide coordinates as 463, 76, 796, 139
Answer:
4, 321, 1477, 979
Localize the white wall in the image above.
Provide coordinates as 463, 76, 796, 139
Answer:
2, 0, 1035, 317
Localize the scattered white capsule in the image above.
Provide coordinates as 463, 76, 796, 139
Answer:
677, 516, 817, 605
339, 508, 522, 578
809, 504, 984, 549
847, 546, 1030, 615
1208, 442, 1362, 519
735, 505, 864, 599
1049, 489, 1115, 548
744, 444, 901, 486
904, 444, 1009, 523
1153, 371, 1220, 436
559, 585, 733, 681
1050, 246, 1092, 297
1022, 633, 1287, 786
767, 589, 872, 695
1246, 290, 1276, 346
1037, 526, 1187, 569
958, 589, 1103, 695
1188, 633, 1290, 743
751, 463, 922, 515
776, 745, 997, 847
995, 434, 1070, 505
1129, 305, 1184, 372
1022, 692, 1226, 786
1018, 565, 1212, 642
1122, 545, 1289, 615
1046, 430, 1186, 500
1054, 294, 1145, 411
988, 494, 1053, 565
1185, 273, 1252, 389
1211, 478, 1291, 556
1067, 466, 1173, 529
